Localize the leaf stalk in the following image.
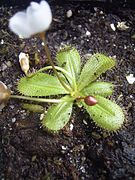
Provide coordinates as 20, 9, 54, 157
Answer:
10, 95, 63, 103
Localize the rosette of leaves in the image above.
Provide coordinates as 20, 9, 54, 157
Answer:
17, 46, 124, 132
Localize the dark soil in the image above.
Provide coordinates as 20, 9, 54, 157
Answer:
0, 2, 135, 180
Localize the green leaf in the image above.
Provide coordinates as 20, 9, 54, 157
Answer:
17, 73, 68, 97
83, 95, 124, 132
22, 103, 44, 113
42, 96, 73, 131
78, 53, 115, 91
56, 46, 81, 88
81, 82, 114, 97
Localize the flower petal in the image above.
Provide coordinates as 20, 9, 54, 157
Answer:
26, 0, 52, 34
9, 12, 32, 38
30, 2, 40, 10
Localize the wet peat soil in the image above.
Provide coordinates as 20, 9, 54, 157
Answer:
0, 2, 135, 180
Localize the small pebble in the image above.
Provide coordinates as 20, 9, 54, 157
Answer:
10, 105, 15, 109
130, 95, 134, 98
1, 39, 4, 44
6, 61, 12, 67
131, 34, 135, 39
94, 7, 98, 12
112, 55, 116, 59
32, 155, 37, 162
83, 120, 88, 125
66, 10, 72, 18
110, 23, 116, 31
41, 42, 45, 46
86, 30, 91, 36
124, 45, 127, 50
2, 63, 7, 71
126, 74, 135, 84
61, 145, 67, 150
99, 11, 104, 14
117, 22, 129, 31
40, 113, 44, 120
78, 25, 82, 28
80, 166, 86, 173
69, 123, 74, 131
11, 117, 16, 123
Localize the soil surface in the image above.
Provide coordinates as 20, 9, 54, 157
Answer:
0, 2, 135, 180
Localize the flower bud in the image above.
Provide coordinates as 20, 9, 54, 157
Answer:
19, 52, 30, 75
84, 96, 97, 106
0, 81, 11, 110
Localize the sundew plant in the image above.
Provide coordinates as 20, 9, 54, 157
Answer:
0, 0, 125, 132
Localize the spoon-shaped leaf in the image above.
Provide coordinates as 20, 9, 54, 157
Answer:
42, 96, 73, 131
81, 82, 114, 97
17, 73, 68, 96
56, 46, 81, 89
83, 95, 124, 132
78, 53, 115, 91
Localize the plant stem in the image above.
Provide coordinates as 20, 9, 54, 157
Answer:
29, 66, 73, 82
10, 95, 63, 103
39, 32, 72, 93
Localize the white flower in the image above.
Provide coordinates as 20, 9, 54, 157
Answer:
9, 0, 52, 38
19, 52, 30, 74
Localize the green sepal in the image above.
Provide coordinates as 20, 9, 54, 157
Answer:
17, 73, 68, 97
83, 95, 124, 132
42, 96, 73, 131
78, 53, 115, 91
81, 82, 114, 97
56, 46, 81, 88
